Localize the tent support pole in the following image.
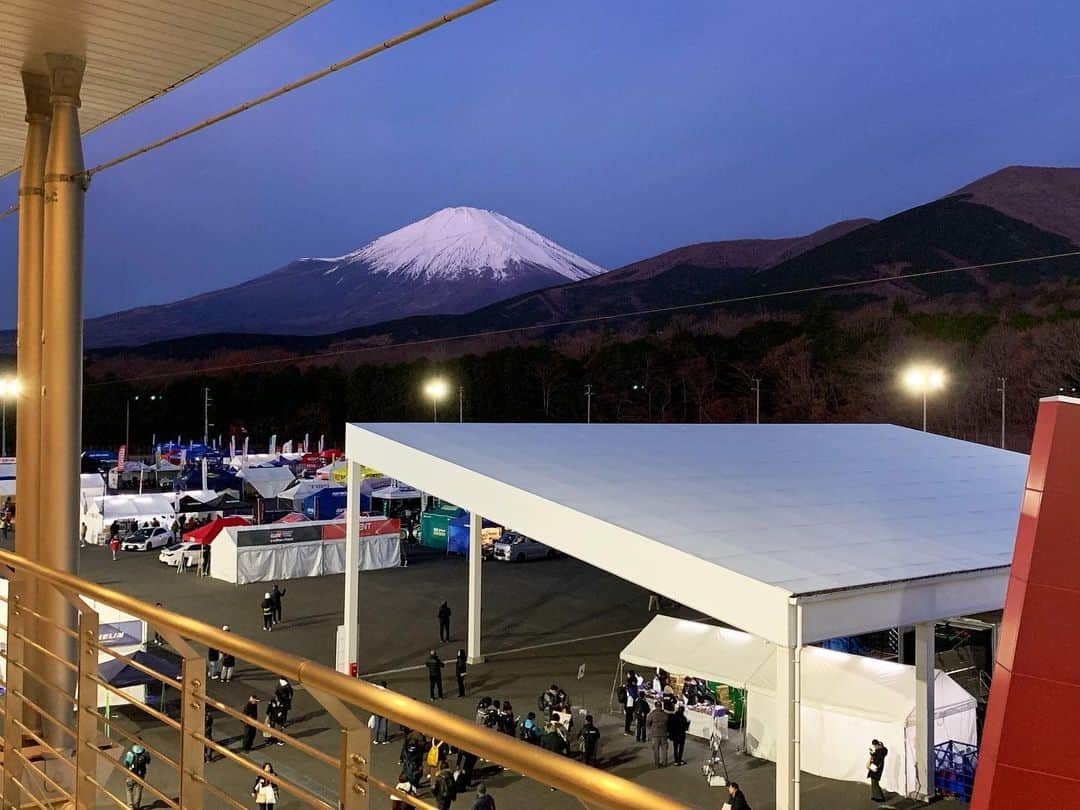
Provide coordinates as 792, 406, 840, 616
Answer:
343, 460, 361, 675
914, 621, 936, 800
775, 600, 801, 810
466, 510, 483, 664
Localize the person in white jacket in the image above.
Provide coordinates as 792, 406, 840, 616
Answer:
251, 762, 278, 809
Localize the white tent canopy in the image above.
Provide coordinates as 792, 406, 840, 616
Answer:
621, 616, 977, 794
239, 466, 296, 499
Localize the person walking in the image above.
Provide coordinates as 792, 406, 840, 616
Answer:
204, 711, 215, 762
110, 534, 120, 561
220, 627, 235, 682
431, 763, 458, 810
251, 762, 278, 809
438, 601, 452, 642
80, 522, 87, 548
645, 700, 670, 768
274, 678, 294, 727
455, 649, 467, 697
726, 781, 752, 810
575, 714, 601, 766
668, 705, 690, 765
426, 650, 445, 700
269, 584, 286, 625
369, 680, 391, 744
266, 695, 286, 746
207, 645, 221, 680
471, 782, 495, 810
620, 676, 637, 736
261, 592, 274, 632
867, 739, 888, 802
242, 695, 260, 752
122, 741, 150, 809
633, 692, 650, 743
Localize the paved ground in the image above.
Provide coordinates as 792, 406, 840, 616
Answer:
13, 536, 968, 809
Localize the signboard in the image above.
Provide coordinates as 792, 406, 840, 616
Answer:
116, 445, 126, 473
236, 524, 324, 548
577, 663, 586, 680
99, 620, 144, 648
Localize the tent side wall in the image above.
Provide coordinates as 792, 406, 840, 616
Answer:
209, 527, 240, 584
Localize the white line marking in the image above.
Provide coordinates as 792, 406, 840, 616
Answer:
360, 628, 643, 679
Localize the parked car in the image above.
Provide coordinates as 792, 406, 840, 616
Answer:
158, 541, 204, 568
121, 527, 174, 552
491, 532, 557, 562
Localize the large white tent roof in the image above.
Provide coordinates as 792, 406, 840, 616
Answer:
347, 422, 1028, 645
239, 466, 296, 499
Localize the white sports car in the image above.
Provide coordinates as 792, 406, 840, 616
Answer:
121, 527, 174, 552
158, 541, 204, 568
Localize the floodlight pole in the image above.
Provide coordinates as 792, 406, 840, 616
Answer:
752, 377, 761, 424
921, 389, 928, 432
998, 377, 1006, 449
458, 385, 463, 423
585, 384, 593, 424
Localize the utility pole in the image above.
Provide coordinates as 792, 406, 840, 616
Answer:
997, 377, 1006, 449
585, 384, 593, 424
751, 377, 761, 424
203, 387, 212, 446
459, 385, 464, 423
125, 398, 131, 450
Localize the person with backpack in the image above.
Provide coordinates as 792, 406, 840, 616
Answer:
633, 692, 650, 743
251, 762, 278, 809
400, 729, 426, 787
432, 763, 458, 810
518, 711, 540, 745
266, 695, 286, 746
122, 742, 150, 809
483, 700, 501, 731
426, 738, 450, 786
455, 649, 467, 697
497, 701, 516, 736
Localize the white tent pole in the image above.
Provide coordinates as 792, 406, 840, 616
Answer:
467, 510, 483, 664
914, 622, 936, 800
343, 460, 361, 675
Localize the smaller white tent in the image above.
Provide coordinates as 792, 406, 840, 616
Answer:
620, 616, 977, 795
84, 493, 176, 543
209, 517, 400, 584
278, 478, 337, 510
239, 466, 296, 499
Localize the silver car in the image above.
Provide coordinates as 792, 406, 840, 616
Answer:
491, 532, 557, 562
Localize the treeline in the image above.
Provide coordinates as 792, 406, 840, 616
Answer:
78, 302, 1080, 454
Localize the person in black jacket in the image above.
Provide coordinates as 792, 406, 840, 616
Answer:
242, 695, 260, 752
668, 705, 690, 765
274, 679, 294, 727
867, 739, 888, 801
438, 601, 452, 642
426, 650, 445, 700
204, 710, 215, 762
632, 693, 650, 743
727, 781, 751, 810
455, 649, 467, 697
575, 714, 601, 766
269, 584, 286, 625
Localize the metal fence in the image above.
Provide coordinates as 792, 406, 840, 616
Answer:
0, 548, 689, 809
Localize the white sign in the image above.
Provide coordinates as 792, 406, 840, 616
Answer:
577, 663, 586, 680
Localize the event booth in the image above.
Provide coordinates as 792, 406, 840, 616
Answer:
208, 516, 401, 584
83, 493, 177, 544
620, 616, 977, 795
239, 466, 296, 499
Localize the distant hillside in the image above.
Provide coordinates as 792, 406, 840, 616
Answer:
948, 165, 1080, 245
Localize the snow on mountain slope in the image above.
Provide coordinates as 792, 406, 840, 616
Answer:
314, 206, 606, 282
77, 207, 607, 348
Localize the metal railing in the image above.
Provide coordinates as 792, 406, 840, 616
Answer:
0, 548, 690, 809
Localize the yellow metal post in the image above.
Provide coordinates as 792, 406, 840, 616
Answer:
39, 52, 86, 748
178, 648, 207, 808
16, 70, 50, 739
75, 605, 98, 810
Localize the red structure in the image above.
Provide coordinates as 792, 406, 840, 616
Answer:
971, 397, 1080, 807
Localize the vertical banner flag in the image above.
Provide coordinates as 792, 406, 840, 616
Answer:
269, 434, 277, 454
318, 434, 325, 453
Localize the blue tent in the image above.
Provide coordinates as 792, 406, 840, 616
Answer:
99, 650, 181, 689
303, 487, 348, 520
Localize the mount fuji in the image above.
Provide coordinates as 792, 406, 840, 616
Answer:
81, 207, 606, 348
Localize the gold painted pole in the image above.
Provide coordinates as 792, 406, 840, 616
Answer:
40, 53, 86, 747
16, 72, 50, 738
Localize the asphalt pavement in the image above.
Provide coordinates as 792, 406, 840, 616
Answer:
5, 534, 969, 809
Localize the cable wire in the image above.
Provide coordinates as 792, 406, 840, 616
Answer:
0, 0, 500, 222
83, 248, 1080, 387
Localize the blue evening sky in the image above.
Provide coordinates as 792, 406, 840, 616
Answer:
1, 0, 1078, 325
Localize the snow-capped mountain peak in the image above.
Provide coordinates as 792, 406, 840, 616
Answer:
319, 206, 606, 282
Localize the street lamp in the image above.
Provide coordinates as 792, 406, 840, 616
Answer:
423, 378, 449, 422
902, 366, 946, 432
0, 377, 19, 457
